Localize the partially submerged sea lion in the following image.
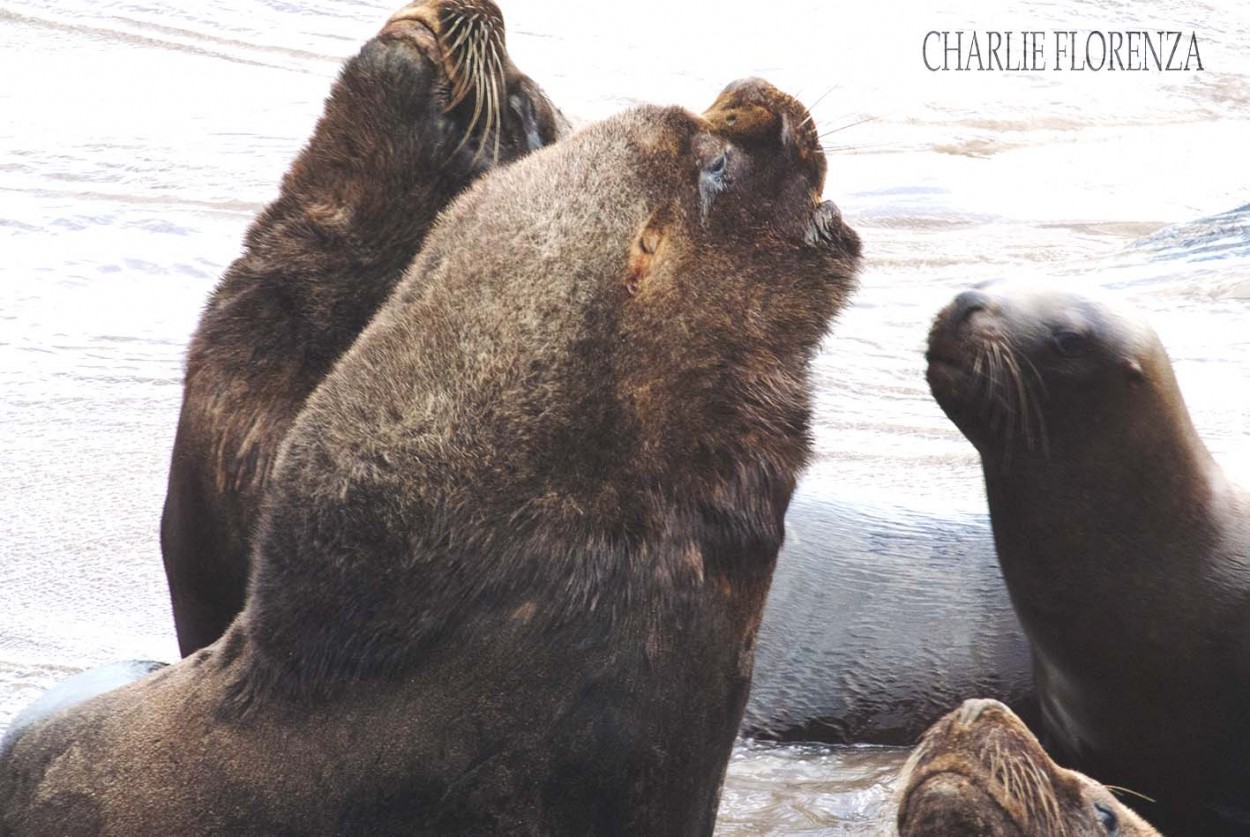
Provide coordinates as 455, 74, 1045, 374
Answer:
927, 283, 1250, 834
897, 698, 1158, 836
745, 481, 1034, 744
161, 0, 566, 656
1, 80, 861, 833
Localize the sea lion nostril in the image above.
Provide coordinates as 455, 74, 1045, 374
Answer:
956, 698, 997, 728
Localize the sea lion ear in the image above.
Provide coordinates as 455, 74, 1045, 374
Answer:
780, 112, 797, 157
1123, 356, 1145, 383
625, 214, 667, 296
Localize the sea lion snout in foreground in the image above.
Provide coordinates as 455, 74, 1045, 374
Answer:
897, 698, 1159, 836
927, 283, 1250, 834
161, 0, 566, 658
1, 81, 860, 834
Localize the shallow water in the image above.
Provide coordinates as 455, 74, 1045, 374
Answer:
1, 0, 1248, 831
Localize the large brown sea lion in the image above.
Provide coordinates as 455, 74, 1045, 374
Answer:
151, 0, 1034, 748
898, 698, 1158, 836
160, 0, 566, 656
927, 283, 1250, 834
0, 80, 861, 834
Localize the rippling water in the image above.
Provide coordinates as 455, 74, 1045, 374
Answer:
2, 0, 1248, 831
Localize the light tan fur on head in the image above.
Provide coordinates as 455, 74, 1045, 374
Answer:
897, 699, 1159, 836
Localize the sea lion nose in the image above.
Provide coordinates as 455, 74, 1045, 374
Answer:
952, 289, 992, 324
954, 698, 1002, 729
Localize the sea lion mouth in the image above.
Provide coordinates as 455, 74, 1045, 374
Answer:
927, 297, 1050, 458
804, 199, 860, 256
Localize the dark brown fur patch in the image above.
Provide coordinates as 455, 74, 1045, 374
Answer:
159, 0, 565, 657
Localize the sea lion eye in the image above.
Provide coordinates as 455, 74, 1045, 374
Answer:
699, 151, 731, 216
1094, 802, 1118, 835
1053, 330, 1088, 357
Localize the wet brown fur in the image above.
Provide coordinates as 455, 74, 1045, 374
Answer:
927, 285, 1250, 835
160, 0, 565, 656
898, 699, 1159, 836
1, 81, 860, 834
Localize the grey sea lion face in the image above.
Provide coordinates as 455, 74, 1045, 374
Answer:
926, 283, 1166, 461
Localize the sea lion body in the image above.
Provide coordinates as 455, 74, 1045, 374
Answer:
1, 82, 860, 834
927, 284, 1250, 834
897, 698, 1159, 836
161, 0, 565, 656
745, 482, 1033, 744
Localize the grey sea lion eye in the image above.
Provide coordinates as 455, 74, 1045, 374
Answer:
705, 153, 728, 181
699, 152, 730, 216
1094, 801, 1118, 835
1053, 330, 1088, 357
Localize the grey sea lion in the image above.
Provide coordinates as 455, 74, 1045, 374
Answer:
745, 481, 1033, 744
927, 283, 1250, 834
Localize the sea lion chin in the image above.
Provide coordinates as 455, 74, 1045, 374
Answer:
897, 698, 1159, 836
926, 282, 1250, 834
159, 0, 566, 659
1, 80, 861, 834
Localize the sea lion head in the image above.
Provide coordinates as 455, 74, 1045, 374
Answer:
925, 283, 1180, 463
381, 0, 567, 172
597, 77, 864, 489
385, 77, 863, 494
897, 699, 1159, 836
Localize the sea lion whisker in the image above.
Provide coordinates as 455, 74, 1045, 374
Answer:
988, 343, 1019, 464
470, 23, 497, 166
479, 33, 503, 165
817, 116, 878, 138
1015, 350, 1049, 399
975, 353, 992, 420
469, 41, 489, 162
488, 48, 504, 163
459, 28, 490, 164
1009, 342, 1051, 457
981, 342, 1006, 423
797, 84, 840, 120
441, 18, 478, 112
443, 16, 475, 59
999, 345, 1033, 451
820, 141, 905, 155
1104, 785, 1158, 804
442, 23, 479, 109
